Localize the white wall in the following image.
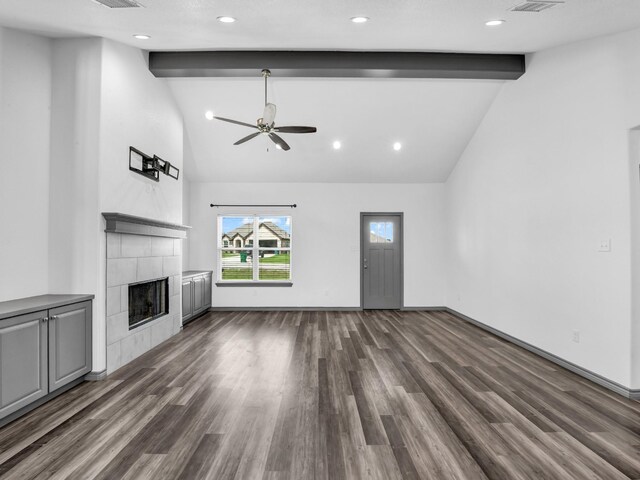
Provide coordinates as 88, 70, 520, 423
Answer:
0, 28, 52, 302
446, 29, 639, 388
99, 40, 183, 223
189, 182, 446, 308
630, 128, 640, 389
48, 39, 103, 299
182, 178, 191, 269
622, 30, 640, 389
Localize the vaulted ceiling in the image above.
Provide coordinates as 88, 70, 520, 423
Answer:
1, 0, 639, 182
169, 77, 503, 183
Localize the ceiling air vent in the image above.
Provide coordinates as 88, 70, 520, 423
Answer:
511, 1, 564, 12
92, 0, 144, 8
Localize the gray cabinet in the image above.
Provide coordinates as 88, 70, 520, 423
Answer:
181, 280, 193, 321
193, 276, 205, 313
182, 271, 212, 325
0, 295, 93, 423
204, 274, 212, 306
48, 301, 92, 392
0, 310, 48, 419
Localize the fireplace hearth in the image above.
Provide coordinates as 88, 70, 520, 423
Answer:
128, 278, 169, 329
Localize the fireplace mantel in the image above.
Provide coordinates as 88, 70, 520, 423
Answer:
102, 212, 191, 239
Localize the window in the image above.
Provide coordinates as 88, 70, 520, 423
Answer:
218, 215, 292, 282
369, 222, 394, 243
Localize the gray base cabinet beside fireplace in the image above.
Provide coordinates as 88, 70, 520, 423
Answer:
182, 271, 212, 324
0, 295, 93, 423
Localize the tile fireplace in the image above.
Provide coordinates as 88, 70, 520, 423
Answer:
103, 213, 190, 374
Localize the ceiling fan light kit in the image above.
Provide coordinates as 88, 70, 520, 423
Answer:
213, 69, 317, 151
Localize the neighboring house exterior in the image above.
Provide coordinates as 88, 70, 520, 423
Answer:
222, 222, 291, 249
370, 231, 392, 243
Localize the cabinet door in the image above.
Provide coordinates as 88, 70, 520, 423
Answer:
0, 310, 48, 419
48, 301, 92, 392
193, 276, 205, 313
204, 273, 212, 308
182, 280, 193, 321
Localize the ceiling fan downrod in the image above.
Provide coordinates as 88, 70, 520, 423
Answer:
262, 68, 271, 106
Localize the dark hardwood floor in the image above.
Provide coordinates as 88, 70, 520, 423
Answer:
0, 310, 639, 479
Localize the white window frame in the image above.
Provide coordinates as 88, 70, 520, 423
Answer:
217, 214, 292, 284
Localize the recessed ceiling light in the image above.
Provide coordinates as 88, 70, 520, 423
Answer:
393, 142, 402, 151
217, 16, 236, 23
333, 141, 341, 150
485, 19, 505, 26
205, 110, 215, 120
133, 34, 150, 40
351, 16, 369, 23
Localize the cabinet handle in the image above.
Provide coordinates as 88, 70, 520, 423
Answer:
50, 315, 58, 321
42, 317, 48, 323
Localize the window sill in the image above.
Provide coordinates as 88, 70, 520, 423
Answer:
215, 282, 293, 287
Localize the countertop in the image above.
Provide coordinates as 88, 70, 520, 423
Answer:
182, 270, 213, 278
0, 294, 94, 321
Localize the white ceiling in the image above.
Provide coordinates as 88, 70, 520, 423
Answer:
1, 0, 639, 183
1, 0, 639, 53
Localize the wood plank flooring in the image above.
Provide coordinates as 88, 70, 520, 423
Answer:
0, 310, 639, 479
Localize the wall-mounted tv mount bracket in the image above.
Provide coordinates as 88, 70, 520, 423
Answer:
129, 146, 179, 182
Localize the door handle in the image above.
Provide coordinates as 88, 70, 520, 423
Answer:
363, 258, 368, 269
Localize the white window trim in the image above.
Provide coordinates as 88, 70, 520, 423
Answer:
217, 214, 293, 285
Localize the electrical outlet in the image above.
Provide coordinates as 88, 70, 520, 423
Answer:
598, 239, 611, 252
572, 330, 580, 343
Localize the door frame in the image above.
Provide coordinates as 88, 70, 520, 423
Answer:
360, 212, 404, 310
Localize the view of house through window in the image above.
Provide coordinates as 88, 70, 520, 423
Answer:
369, 222, 394, 243
218, 215, 292, 281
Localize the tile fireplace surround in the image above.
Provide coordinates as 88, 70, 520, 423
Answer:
103, 213, 189, 374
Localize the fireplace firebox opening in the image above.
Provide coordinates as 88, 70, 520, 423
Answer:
128, 277, 169, 330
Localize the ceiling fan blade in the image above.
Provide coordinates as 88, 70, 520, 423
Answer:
268, 132, 291, 151
214, 116, 258, 129
274, 126, 317, 134
263, 103, 277, 126
233, 132, 261, 145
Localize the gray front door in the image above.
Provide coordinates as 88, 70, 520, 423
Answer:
361, 213, 403, 309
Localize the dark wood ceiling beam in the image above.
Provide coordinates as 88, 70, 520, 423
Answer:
148, 50, 525, 80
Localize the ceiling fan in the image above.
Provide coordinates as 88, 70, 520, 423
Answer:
214, 69, 317, 151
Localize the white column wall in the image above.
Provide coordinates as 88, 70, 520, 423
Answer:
48, 38, 104, 370
0, 28, 52, 302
